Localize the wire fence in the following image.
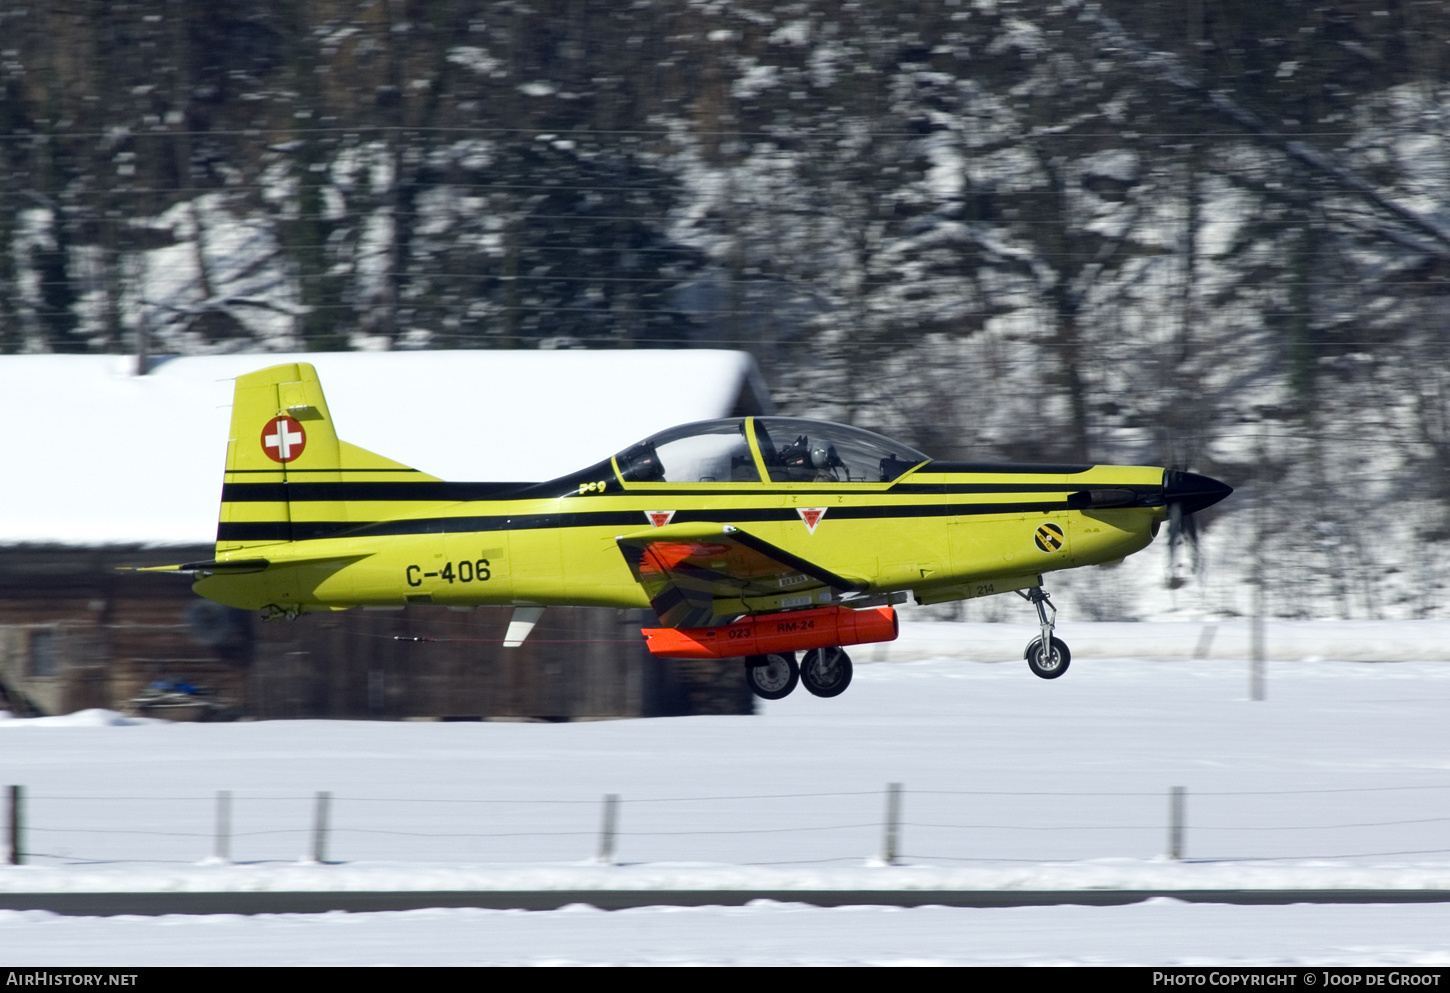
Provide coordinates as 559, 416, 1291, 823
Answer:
8, 782, 1450, 869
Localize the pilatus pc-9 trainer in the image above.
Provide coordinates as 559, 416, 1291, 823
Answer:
162, 363, 1230, 701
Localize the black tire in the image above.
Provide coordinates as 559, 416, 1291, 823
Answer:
745, 652, 799, 700
1025, 636, 1071, 679
800, 647, 853, 698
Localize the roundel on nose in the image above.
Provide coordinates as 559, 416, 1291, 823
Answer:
1034, 522, 1065, 552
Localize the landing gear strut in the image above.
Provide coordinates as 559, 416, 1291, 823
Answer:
1018, 586, 1070, 679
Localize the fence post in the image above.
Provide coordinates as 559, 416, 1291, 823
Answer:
1168, 786, 1186, 860
7, 785, 21, 865
311, 791, 331, 864
597, 793, 619, 865
214, 790, 232, 863
1250, 427, 1267, 702
1250, 602, 1266, 702
881, 782, 902, 865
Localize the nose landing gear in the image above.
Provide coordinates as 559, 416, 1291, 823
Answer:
1018, 586, 1070, 679
1025, 634, 1071, 679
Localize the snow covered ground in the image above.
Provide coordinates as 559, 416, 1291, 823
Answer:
5, 901, 1450, 967
2, 623, 1450, 965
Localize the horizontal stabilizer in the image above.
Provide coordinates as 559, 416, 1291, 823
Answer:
127, 553, 368, 578
176, 559, 269, 575
123, 559, 268, 575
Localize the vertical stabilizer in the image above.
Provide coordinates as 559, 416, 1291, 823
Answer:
217, 363, 340, 552
215, 363, 436, 553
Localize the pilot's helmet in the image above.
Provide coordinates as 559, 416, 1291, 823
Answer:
810, 444, 832, 468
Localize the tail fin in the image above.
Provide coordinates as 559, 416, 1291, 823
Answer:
217, 363, 438, 552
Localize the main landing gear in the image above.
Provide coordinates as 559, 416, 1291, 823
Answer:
745, 647, 855, 700
800, 646, 853, 697
744, 652, 798, 700
1018, 586, 1071, 680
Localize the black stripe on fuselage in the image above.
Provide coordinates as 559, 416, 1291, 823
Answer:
891, 482, 1162, 497
221, 480, 1162, 501
221, 481, 538, 502
215, 496, 1151, 544
925, 461, 1094, 474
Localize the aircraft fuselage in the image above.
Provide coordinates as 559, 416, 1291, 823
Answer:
193, 461, 1165, 616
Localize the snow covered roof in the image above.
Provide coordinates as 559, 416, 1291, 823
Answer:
1, 350, 770, 546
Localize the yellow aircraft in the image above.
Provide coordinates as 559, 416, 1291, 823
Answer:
168, 362, 1231, 701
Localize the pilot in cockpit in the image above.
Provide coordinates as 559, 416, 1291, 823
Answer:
775, 435, 848, 482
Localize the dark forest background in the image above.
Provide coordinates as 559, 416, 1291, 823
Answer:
7, 0, 1450, 618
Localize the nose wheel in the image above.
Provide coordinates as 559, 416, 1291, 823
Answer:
1018, 586, 1070, 679
1025, 635, 1070, 679
745, 652, 799, 699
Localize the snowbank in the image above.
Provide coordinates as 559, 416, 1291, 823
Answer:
875, 619, 1450, 663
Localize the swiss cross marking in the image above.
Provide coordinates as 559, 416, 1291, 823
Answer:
261, 416, 307, 463
798, 507, 826, 534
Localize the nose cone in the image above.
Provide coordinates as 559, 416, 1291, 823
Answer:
1162, 469, 1233, 515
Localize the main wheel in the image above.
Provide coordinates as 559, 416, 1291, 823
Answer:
1025, 636, 1071, 679
800, 646, 853, 698
745, 652, 799, 700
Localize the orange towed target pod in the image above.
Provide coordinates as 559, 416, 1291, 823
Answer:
642, 605, 898, 660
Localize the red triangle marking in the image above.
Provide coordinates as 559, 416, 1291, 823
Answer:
798, 507, 826, 534
646, 510, 675, 528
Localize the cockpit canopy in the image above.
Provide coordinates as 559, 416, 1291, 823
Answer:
615, 417, 929, 485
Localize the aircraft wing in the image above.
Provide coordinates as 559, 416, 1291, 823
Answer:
615, 523, 868, 629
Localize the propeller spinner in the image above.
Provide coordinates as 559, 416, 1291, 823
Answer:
1162, 469, 1233, 578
